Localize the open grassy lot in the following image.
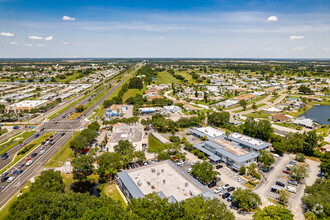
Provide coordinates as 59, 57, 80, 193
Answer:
148, 134, 166, 153
243, 111, 270, 119
156, 71, 180, 84
44, 131, 80, 168
274, 122, 303, 130
268, 95, 280, 102
232, 103, 267, 113
102, 183, 127, 207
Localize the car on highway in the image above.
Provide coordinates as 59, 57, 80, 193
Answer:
13, 126, 19, 129
34, 134, 40, 138
31, 153, 37, 158
1, 172, 9, 177
1, 152, 8, 158
222, 192, 230, 199
1, 176, 9, 182
2, 154, 8, 160
7, 176, 15, 183
40, 128, 44, 131
26, 158, 31, 162
50, 135, 54, 138
0, 186, 4, 192
18, 163, 25, 169
10, 170, 17, 175
61, 132, 65, 136
17, 170, 23, 175
40, 146, 45, 150
41, 141, 45, 145
26, 160, 33, 166
39, 150, 45, 155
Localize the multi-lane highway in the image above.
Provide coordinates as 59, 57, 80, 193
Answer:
0, 63, 141, 208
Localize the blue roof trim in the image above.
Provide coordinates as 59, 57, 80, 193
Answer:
117, 171, 144, 199
157, 191, 166, 199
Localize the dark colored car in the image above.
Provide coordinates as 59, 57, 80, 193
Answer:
31, 153, 38, 158
2, 154, 8, 160
208, 180, 217, 188
1, 152, 8, 158
216, 165, 223, 169
276, 181, 285, 187
41, 141, 45, 145
18, 163, 25, 169
61, 133, 65, 136
222, 192, 230, 199
227, 186, 236, 192
0, 186, 4, 192
40, 128, 45, 131
17, 170, 24, 175
13, 126, 19, 129
283, 170, 290, 174
1, 172, 9, 177
1, 176, 9, 182
34, 134, 40, 138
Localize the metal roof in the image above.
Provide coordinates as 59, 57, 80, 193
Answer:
228, 135, 271, 151
117, 172, 144, 199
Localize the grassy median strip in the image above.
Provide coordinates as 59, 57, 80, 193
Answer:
0, 131, 36, 156
44, 131, 80, 168
0, 132, 54, 175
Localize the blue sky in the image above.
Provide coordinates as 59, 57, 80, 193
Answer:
0, 0, 330, 58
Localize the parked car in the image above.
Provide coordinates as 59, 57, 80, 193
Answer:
31, 153, 37, 158
276, 181, 285, 187
227, 186, 236, 192
17, 170, 24, 175
227, 196, 233, 202
214, 188, 222, 194
187, 168, 192, 173
285, 186, 297, 194
288, 180, 298, 186
237, 177, 243, 182
222, 192, 230, 199
7, 176, 15, 183
283, 170, 290, 174
216, 165, 223, 169
289, 160, 298, 165
208, 180, 217, 188
223, 184, 230, 189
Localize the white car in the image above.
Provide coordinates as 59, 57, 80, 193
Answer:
39, 150, 45, 155
237, 177, 243, 182
223, 184, 230, 189
285, 186, 296, 194
26, 160, 33, 166
190, 161, 196, 166
187, 168, 192, 173
177, 161, 184, 166
7, 176, 15, 183
214, 187, 222, 194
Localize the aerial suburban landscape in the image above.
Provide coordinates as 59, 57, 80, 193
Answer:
0, 0, 329, 220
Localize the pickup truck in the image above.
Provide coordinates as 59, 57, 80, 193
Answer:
285, 186, 296, 194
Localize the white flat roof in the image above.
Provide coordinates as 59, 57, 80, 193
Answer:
196, 126, 225, 137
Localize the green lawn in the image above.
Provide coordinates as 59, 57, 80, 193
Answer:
232, 103, 267, 113
243, 111, 270, 119
148, 134, 166, 153
0, 130, 36, 156
102, 183, 127, 207
156, 71, 180, 84
274, 123, 303, 130
175, 71, 196, 83
44, 131, 80, 168
268, 95, 280, 102
122, 85, 146, 101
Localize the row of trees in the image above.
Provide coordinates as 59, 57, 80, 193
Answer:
70, 121, 100, 152
242, 117, 273, 141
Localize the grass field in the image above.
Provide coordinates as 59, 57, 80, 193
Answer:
268, 95, 280, 102
44, 131, 80, 168
102, 183, 127, 207
156, 71, 180, 84
243, 111, 270, 119
274, 122, 303, 130
0, 130, 36, 156
232, 103, 267, 113
148, 134, 166, 153
175, 71, 195, 83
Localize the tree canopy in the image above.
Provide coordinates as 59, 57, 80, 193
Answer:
232, 188, 261, 211
191, 161, 217, 183
253, 205, 294, 220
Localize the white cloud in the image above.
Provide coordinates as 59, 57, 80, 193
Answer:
10, 42, 18, 45
45, 36, 53, 41
23, 43, 33, 47
37, 44, 45, 47
266, 16, 278, 22
0, 32, 14, 37
289, 35, 304, 40
62, 16, 75, 21
28, 36, 43, 40
293, 47, 303, 50
63, 42, 69, 45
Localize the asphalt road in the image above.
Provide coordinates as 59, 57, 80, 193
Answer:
0, 63, 141, 209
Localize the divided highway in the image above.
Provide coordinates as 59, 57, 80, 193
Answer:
0, 64, 141, 209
